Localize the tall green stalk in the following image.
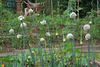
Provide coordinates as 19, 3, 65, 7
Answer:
43, 25, 49, 67
19, 39, 23, 66
80, 26, 83, 67
63, 34, 67, 66
70, 39, 75, 67
90, 24, 95, 67
87, 39, 90, 67
11, 34, 15, 67
32, 15, 44, 67
57, 35, 64, 67
21, 21, 26, 67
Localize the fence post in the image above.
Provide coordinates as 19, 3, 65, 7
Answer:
15, 0, 22, 14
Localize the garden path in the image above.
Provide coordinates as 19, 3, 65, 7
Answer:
0, 45, 100, 57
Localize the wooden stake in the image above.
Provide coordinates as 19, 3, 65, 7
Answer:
51, 0, 55, 42
97, 0, 99, 11
76, 0, 79, 42
0, 0, 3, 34
28, 0, 30, 9
27, 0, 31, 40
77, 0, 79, 20
44, 40, 47, 50
97, 0, 99, 17
51, 0, 54, 21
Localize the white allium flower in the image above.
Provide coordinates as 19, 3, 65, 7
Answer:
40, 38, 45, 42
85, 34, 91, 40
70, 12, 76, 18
9, 29, 14, 34
67, 33, 73, 39
28, 8, 33, 14
46, 32, 50, 36
17, 34, 22, 39
40, 20, 46, 25
83, 24, 90, 31
20, 22, 27, 28
28, 56, 31, 59
18, 15, 24, 21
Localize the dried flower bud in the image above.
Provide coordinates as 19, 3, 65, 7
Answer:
80, 41, 83, 44
32, 51, 35, 54
63, 38, 66, 42
89, 21, 92, 24
35, 13, 40, 16
56, 32, 58, 36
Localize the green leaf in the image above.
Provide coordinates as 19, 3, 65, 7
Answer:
0, 46, 4, 53
76, 7, 83, 12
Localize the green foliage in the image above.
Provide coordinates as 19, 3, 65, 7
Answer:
0, 43, 89, 67
0, 8, 99, 51
0, 1, 99, 67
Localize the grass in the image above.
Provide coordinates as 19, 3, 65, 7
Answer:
95, 53, 100, 62
83, 52, 100, 62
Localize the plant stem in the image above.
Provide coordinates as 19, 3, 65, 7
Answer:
19, 39, 23, 66
32, 15, 43, 67
80, 26, 83, 67
11, 35, 15, 67
87, 39, 90, 67
70, 39, 75, 67
57, 35, 64, 67
22, 24, 26, 67
90, 25, 95, 67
